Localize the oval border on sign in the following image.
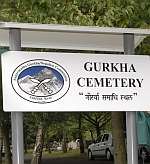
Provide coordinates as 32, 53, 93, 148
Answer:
11, 59, 70, 104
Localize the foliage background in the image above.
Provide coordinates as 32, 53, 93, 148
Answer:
0, 0, 149, 54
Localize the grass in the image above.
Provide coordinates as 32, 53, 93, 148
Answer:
25, 149, 86, 159
44, 149, 85, 158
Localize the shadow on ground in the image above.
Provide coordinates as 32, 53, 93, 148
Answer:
25, 155, 113, 164
25, 155, 150, 164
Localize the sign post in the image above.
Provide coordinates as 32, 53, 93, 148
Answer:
124, 33, 138, 164
9, 28, 24, 164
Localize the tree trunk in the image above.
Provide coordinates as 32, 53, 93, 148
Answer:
31, 124, 44, 164
3, 125, 12, 164
24, 141, 28, 154
0, 127, 3, 164
24, 130, 28, 154
62, 130, 67, 153
78, 113, 84, 154
95, 125, 101, 140
79, 132, 84, 154
90, 130, 94, 142
111, 112, 126, 164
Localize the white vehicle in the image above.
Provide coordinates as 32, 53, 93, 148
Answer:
88, 132, 150, 161
88, 133, 113, 160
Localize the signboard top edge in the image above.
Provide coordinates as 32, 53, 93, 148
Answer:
0, 22, 150, 35
1, 50, 150, 58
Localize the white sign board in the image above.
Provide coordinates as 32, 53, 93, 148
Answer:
1, 51, 150, 111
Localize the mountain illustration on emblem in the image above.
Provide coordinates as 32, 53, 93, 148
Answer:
18, 66, 64, 97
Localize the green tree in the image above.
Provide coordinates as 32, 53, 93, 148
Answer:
30, 112, 49, 164
0, 48, 11, 164
82, 112, 111, 139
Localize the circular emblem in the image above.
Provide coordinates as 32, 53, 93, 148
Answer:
11, 59, 70, 103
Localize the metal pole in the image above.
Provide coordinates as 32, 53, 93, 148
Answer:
124, 33, 138, 164
9, 29, 24, 164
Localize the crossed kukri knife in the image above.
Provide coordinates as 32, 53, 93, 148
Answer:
30, 78, 53, 94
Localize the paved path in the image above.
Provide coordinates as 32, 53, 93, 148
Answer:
25, 157, 113, 164
25, 156, 149, 164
